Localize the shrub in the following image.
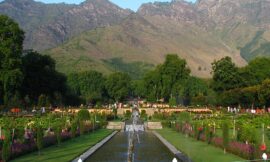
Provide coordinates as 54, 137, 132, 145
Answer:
177, 112, 191, 123
2, 130, 11, 162
222, 121, 229, 153
79, 121, 85, 135
77, 109, 90, 121
140, 110, 147, 120
205, 125, 213, 144
36, 126, 43, 155
125, 110, 131, 119
54, 127, 61, 146
71, 120, 78, 138
238, 124, 258, 144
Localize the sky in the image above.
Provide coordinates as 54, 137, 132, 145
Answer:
0, 0, 196, 11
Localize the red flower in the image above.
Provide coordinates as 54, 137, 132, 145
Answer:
198, 127, 203, 131
260, 144, 267, 151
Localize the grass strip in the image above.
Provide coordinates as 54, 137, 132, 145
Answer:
11, 129, 112, 162
157, 128, 244, 162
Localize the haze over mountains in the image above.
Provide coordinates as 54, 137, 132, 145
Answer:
1, 0, 270, 77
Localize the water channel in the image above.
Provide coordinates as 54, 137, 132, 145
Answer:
86, 107, 180, 162
85, 132, 175, 162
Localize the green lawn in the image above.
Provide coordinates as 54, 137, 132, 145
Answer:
157, 128, 244, 162
11, 129, 113, 162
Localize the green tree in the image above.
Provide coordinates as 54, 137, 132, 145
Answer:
21, 51, 67, 104
77, 109, 90, 121
169, 97, 177, 107
143, 54, 190, 102
241, 57, 270, 86
8, 91, 22, 108
180, 77, 209, 106
143, 69, 162, 102
105, 72, 131, 102
0, 15, 24, 106
239, 86, 259, 108
131, 80, 145, 98
67, 71, 106, 105
211, 57, 242, 92
159, 54, 190, 101
258, 79, 270, 107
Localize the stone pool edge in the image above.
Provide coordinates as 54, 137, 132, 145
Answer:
153, 131, 193, 162
72, 130, 118, 162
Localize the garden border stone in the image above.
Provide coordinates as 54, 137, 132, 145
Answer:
72, 131, 118, 162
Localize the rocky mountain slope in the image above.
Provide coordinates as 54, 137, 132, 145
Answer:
0, 0, 131, 50
2, 0, 270, 77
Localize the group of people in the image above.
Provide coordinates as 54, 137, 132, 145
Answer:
227, 106, 269, 114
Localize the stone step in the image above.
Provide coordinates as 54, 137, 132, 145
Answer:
107, 122, 124, 130
146, 122, 163, 130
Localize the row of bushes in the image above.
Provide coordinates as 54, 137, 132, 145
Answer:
0, 120, 102, 161
172, 119, 268, 160
0, 109, 109, 162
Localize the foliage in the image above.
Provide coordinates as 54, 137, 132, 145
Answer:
105, 72, 131, 102
177, 112, 191, 123
211, 57, 242, 92
21, 51, 67, 105
169, 97, 177, 107
77, 109, 90, 121
131, 80, 145, 98
143, 54, 190, 102
222, 121, 229, 151
71, 120, 78, 138
79, 121, 85, 135
258, 79, 270, 107
0, 15, 24, 106
103, 57, 154, 79
140, 110, 147, 120
54, 126, 62, 146
67, 71, 106, 105
2, 129, 11, 162
237, 124, 258, 144
36, 125, 43, 155
180, 77, 209, 105
143, 69, 161, 102
38, 94, 47, 108
124, 110, 131, 119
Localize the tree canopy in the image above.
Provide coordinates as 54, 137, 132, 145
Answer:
211, 57, 242, 92
0, 15, 24, 106
105, 72, 131, 102
67, 71, 106, 105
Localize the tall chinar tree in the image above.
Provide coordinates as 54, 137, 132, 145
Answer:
160, 54, 190, 102
143, 54, 190, 103
211, 56, 242, 93
105, 72, 131, 102
0, 15, 24, 107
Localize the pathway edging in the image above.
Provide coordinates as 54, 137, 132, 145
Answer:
72, 131, 118, 162
153, 131, 193, 162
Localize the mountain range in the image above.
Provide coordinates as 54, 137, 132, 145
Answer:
1, 0, 270, 78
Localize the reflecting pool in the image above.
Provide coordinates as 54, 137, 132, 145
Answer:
86, 132, 176, 162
